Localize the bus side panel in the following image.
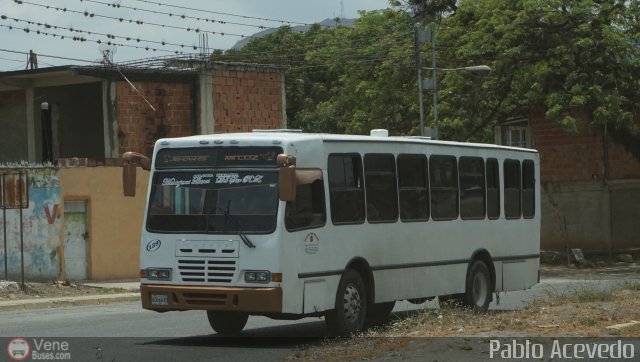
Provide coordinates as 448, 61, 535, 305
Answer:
502, 258, 539, 291
373, 264, 467, 302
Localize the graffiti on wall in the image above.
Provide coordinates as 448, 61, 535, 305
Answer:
0, 168, 61, 280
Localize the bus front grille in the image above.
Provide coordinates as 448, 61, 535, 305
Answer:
178, 259, 236, 283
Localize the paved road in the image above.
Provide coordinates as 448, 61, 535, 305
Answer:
0, 269, 638, 361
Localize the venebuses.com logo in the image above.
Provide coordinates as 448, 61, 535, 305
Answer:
6, 337, 72, 360
7, 338, 30, 361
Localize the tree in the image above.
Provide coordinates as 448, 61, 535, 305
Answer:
434, 0, 640, 148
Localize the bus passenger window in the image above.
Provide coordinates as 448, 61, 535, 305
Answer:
459, 157, 486, 220
328, 154, 365, 224
522, 160, 535, 218
364, 154, 398, 223
285, 170, 326, 231
397, 154, 429, 222
504, 159, 521, 219
486, 158, 500, 219
430, 155, 458, 220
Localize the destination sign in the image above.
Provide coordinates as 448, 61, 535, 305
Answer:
155, 146, 283, 169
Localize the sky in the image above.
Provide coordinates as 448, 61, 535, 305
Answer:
0, 0, 390, 71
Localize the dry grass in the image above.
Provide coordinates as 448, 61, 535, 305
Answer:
289, 282, 640, 361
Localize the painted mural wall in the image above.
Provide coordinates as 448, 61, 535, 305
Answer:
0, 166, 61, 281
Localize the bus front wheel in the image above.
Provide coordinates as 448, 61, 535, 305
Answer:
325, 269, 368, 336
463, 260, 492, 312
206, 311, 249, 335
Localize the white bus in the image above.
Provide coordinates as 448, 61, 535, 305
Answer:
123, 129, 540, 336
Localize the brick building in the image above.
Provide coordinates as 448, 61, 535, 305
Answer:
0, 60, 287, 280
0, 60, 287, 163
496, 111, 640, 254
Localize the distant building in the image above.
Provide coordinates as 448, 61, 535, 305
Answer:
0, 58, 286, 280
495, 110, 640, 255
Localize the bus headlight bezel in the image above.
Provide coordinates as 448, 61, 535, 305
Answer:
244, 270, 271, 283
145, 268, 172, 280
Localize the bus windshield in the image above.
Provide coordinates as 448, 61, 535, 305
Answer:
146, 170, 279, 234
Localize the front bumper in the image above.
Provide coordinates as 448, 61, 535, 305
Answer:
141, 284, 282, 313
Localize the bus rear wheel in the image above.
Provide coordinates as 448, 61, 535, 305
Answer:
206, 311, 249, 335
463, 260, 492, 312
325, 269, 367, 336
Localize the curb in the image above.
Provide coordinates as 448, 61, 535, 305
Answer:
0, 293, 140, 312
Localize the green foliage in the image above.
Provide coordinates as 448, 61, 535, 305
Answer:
217, 1, 640, 147
438, 0, 640, 141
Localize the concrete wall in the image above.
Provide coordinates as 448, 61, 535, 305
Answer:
59, 166, 149, 280
531, 110, 640, 253
541, 180, 640, 254
0, 167, 61, 281
0, 90, 28, 162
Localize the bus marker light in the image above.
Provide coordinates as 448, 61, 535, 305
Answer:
271, 273, 282, 282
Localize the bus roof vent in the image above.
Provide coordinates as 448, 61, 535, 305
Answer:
252, 129, 303, 133
370, 129, 389, 137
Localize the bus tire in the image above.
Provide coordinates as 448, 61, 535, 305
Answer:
325, 269, 367, 336
206, 311, 249, 335
366, 301, 395, 327
463, 260, 492, 312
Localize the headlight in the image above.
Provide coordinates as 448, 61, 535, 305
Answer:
245, 270, 271, 283
145, 268, 172, 280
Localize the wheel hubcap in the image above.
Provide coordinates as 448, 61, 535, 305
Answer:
472, 273, 488, 306
342, 284, 361, 322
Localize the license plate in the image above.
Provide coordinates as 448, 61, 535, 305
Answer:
151, 294, 168, 306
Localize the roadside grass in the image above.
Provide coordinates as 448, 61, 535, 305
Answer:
289, 281, 640, 360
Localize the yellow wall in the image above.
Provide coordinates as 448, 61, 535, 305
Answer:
59, 167, 149, 280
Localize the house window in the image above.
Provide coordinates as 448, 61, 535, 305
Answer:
496, 117, 532, 148
506, 127, 528, 148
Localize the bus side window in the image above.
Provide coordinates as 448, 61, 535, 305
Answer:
328, 154, 365, 224
397, 154, 429, 222
504, 159, 521, 219
522, 160, 535, 218
486, 158, 500, 219
364, 153, 398, 223
285, 171, 326, 231
459, 157, 486, 220
430, 155, 459, 220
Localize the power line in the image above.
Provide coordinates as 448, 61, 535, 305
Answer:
126, 0, 308, 26
1, 14, 201, 52
13, 0, 252, 39
79, 0, 281, 31
0, 47, 101, 64
0, 23, 191, 54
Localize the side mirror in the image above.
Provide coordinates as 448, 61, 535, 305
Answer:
279, 166, 296, 202
123, 162, 137, 197
122, 151, 151, 197
277, 153, 297, 202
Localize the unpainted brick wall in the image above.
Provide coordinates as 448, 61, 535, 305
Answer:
116, 81, 193, 157
531, 111, 640, 182
212, 69, 283, 133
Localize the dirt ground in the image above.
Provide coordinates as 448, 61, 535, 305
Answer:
0, 280, 129, 301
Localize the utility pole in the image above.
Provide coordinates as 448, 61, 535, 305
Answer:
414, 23, 437, 139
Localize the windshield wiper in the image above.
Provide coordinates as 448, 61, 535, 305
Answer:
219, 202, 255, 249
